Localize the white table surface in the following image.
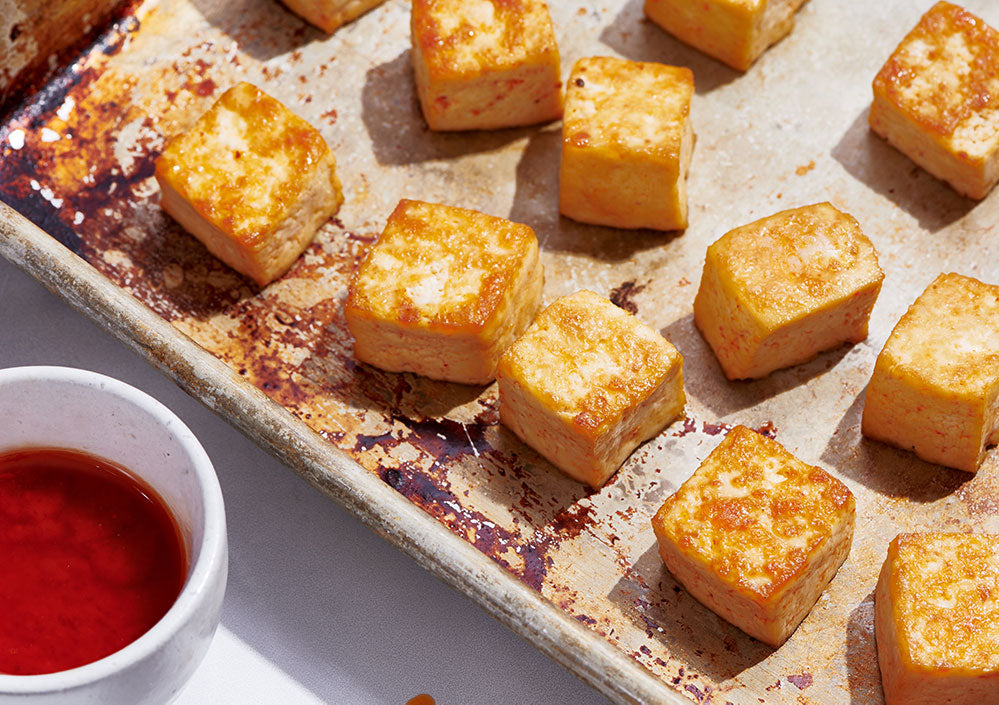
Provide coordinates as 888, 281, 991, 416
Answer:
0, 255, 613, 705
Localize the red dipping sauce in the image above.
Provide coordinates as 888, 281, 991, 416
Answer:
0, 447, 188, 675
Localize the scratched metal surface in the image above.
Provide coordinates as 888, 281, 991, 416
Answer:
2, 0, 999, 702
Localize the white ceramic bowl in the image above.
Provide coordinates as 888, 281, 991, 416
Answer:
0, 366, 227, 704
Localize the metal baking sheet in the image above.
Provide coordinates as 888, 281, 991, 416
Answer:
2, 1, 998, 703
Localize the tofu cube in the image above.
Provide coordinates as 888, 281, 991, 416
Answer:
644, 0, 809, 72
278, 0, 386, 33
497, 290, 685, 488
652, 425, 856, 647
410, 0, 563, 131
870, 2, 999, 200
559, 57, 694, 231
862, 272, 999, 473
155, 82, 343, 287
693, 202, 884, 380
875, 533, 999, 705
344, 199, 543, 385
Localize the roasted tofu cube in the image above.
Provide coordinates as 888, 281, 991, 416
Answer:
410, 0, 562, 131
155, 82, 343, 287
559, 57, 694, 231
644, 0, 809, 72
875, 533, 999, 705
862, 272, 999, 473
652, 425, 856, 647
278, 0, 386, 33
870, 2, 999, 199
344, 199, 543, 385
693, 202, 884, 380
497, 290, 685, 488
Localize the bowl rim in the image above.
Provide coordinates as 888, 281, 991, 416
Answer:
0, 365, 227, 693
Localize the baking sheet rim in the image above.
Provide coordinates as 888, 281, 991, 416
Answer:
0, 200, 694, 705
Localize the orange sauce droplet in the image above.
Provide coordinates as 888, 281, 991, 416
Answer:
406, 695, 435, 705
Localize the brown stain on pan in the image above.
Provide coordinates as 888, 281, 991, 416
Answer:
609, 279, 647, 315
0, 1, 141, 120
347, 410, 604, 591
0, 11, 250, 322
0, 17, 140, 255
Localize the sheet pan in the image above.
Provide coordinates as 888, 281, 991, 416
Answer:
2, 1, 998, 702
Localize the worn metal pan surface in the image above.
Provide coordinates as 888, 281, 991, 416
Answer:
2, 0, 998, 703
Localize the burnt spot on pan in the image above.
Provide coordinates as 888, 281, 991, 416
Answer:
755, 421, 778, 439
786, 672, 813, 690
0, 3, 140, 121
369, 439, 556, 589
0, 12, 269, 321
684, 683, 709, 702
2, 48, 160, 252
702, 420, 733, 436
551, 502, 594, 536
675, 417, 776, 441
352, 409, 599, 593
673, 416, 697, 437
609, 279, 646, 315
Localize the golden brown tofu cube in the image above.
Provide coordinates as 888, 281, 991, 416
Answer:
278, 0, 386, 33
410, 0, 562, 131
497, 290, 685, 488
644, 0, 808, 72
155, 82, 343, 287
693, 203, 884, 380
344, 199, 543, 385
862, 272, 999, 473
559, 57, 694, 231
652, 426, 856, 647
870, 2, 999, 199
875, 533, 999, 705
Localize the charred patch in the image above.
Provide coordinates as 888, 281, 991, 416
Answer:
519, 542, 553, 591
381, 467, 404, 489
702, 421, 733, 436
609, 279, 646, 315
550, 503, 594, 539
684, 683, 707, 702
755, 421, 778, 438
787, 672, 813, 690
404, 415, 491, 460
356, 430, 396, 453
385, 455, 555, 590
672, 416, 697, 437
0, 3, 139, 120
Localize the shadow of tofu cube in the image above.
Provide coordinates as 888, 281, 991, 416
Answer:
559, 56, 694, 231
497, 290, 685, 489
410, 0, 563, 131
278, 0, 386, 33
870, 1, 999, 200
344, 199, 543, 385
652, 425, 856, 647
862, 272, 999, 473
644, 0, 809, 72
693, 202, 884, 380
875, 533, 999, 705
154, 82, 343, 287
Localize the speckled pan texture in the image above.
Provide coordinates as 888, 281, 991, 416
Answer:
2, 1, 998, 703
